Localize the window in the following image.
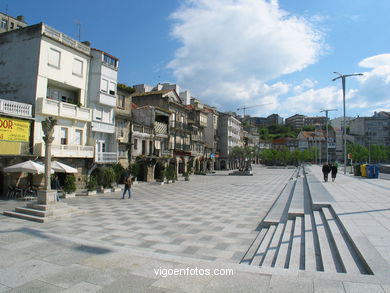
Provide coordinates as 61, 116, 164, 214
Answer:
48, 48, 61, 68
103, 54, 118, 68
95, 107, 102, 121
74, 130, 82, 145
149, 141, 153, 155
117, 95, 125, 108
142, 140, 146, 155
10, 22, 14, 29
133, 139, 138, 150
72, 58, 83, 76
102, 109, 111, 123
101, 79, 108, 93
60, 128, 68, 145
109, 82, 116, 95
1, 19, 7, 29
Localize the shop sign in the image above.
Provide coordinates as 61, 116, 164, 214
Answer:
0, 117, 30, 142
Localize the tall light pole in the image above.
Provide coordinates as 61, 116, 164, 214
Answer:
320, 108, 338, 164
332, 72, 363, 174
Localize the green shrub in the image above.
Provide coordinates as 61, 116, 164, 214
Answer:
164, 165, 176, 181
130, 163, 140, 178
86, 175, 97, 191
112, 163, 125, 183
63, 174, 76, 194
97, 167, 116, 188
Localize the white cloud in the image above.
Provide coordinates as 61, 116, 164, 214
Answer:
293, 78, 317, 93
352, 54, 390, 109
281, 86, 342, 117
168, 0, 324, 111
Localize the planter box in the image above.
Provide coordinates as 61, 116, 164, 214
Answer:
111, 187, 122, 192
63, 193, 76, 198
87, 190, 97, 196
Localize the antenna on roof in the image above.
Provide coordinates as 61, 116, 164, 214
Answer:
75, 20, 81, 41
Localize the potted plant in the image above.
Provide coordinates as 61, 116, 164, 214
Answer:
183, 171, 190, 181
63, 174, 76, 198
86, 175, 97, 195
164, 165, 176, 183
97, 167, 116, 193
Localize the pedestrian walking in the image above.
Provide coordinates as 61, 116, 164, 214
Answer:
122, 175, 132, 199
331, 163, 338, 182
322, 163, 331, 182
52, 175, 62, 201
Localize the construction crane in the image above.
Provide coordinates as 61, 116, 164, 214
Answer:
237, 103, 272, 117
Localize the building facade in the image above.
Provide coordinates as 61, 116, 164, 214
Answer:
0, 12, 27, 33
88, 48, 119, 165
0, 23, 93, 186
286, 114, 305, 129
216, 113, 242, 170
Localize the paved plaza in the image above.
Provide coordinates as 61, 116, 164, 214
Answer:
0, 165, 389, 292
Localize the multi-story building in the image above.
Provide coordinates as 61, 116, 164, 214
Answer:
330, 116, 354, 162
115, 84, 133, 168
132, 86, 191, 177
267, 114, 283, 126
203, 104, 219, 171
87, 48, 119, 165
0, 23, 93, 185
0, 12, 27, 33
349, 112, 390, 147
216, 112, 242, 170
0, 99, 34, 195
286, 114, 305, 129
297, 127, 336, 163
131, 105, 170, 181
304, 116, 327, 126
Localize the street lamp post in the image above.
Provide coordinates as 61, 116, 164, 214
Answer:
332, 72, 363, 174
320, 108, 338, 164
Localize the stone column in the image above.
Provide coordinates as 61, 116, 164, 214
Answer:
37, 117, 57, 205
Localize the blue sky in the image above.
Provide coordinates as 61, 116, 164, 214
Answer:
5, 0, 390, 119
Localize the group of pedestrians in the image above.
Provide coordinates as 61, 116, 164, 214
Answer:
322, 162, 338, 182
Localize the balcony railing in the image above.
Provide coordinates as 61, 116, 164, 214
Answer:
42, 24, 90, 55
35, 143, 94, 158
96, 152, 118, 163
175, 144, 191, 151
154, 122, 168, 135
91, 121, 115, 133
36, 98, 91, 121
0, 99, 32, 118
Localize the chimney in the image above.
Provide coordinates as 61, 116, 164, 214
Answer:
82, 41, 91, 46
16, 15, 25, 23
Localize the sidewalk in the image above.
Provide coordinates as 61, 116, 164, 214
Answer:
307, 165, 390, 279
0, 166, 390, 292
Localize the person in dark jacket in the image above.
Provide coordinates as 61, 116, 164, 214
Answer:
331, 163, 338, 182
322, 163, 331, 182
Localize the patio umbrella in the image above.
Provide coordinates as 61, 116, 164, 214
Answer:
51, 161, 78, 173
3, 160, 47, 174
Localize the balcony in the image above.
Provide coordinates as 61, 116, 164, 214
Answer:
115, 107, 131, 119
42, 24, 90, 55
96, 152, 118, 163
191, 134, 202, 141
154, 122, 168, 135
175, 144, 191, 151
36, 98, 91, 121
91, 121, 115, 133
0, 99, 32, 118
99, 92, 116, 107
35, 143, 94, 158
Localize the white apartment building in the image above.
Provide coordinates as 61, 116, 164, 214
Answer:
0, 23, 93, 182
216, 113, 242, 169
87, 49, 119, 164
